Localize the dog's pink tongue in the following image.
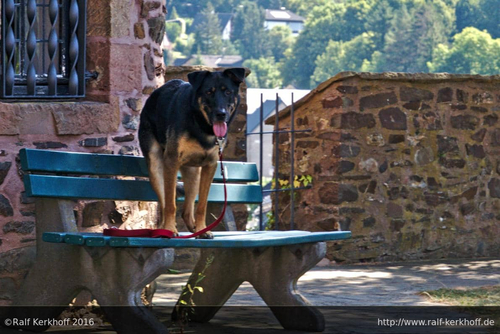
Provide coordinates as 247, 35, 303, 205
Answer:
213, 121, 227, 138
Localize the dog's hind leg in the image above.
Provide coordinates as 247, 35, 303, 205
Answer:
144, 141, 168, 230
179, 166, 201, 233
195, 162, 218, 239
162, 152, 180, 234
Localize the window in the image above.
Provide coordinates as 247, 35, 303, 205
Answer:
1, 0, 86, 98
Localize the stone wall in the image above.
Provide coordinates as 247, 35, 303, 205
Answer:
270, 72, 500, 263
0, 0, 247, 304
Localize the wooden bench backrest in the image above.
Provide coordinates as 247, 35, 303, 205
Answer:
20, 148, 263, 204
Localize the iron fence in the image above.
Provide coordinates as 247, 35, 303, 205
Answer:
1, 0, 87, 98
247, 93, 312, 230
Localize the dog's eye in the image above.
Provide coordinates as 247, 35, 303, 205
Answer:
225, 90, 232, 96
206, 90, 212, 96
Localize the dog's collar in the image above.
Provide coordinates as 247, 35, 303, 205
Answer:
215, 137, 225, 154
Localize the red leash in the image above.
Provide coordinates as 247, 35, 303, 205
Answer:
104, 147, 227, 239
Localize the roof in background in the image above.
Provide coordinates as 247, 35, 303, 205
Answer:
246, 88, 310, 133
173, 55, 243, 67
246, 98, 286, 134
265, 9, 305, 22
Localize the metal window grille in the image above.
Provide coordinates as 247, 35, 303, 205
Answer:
1, 0, 86, 98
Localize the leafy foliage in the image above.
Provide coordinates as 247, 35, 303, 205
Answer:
428, 27, 500, 74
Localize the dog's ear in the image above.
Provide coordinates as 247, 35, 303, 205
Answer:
188, 70, 211, 93
223, 68, 246, 85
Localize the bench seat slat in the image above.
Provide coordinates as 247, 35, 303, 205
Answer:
43, 231, 352, 248
19, 148, 259, 182
24, 174, 263, 203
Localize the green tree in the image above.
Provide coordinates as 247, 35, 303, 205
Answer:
243, 57, 283, 88
456, 0, 500, 38
311, 32, 377, 86
267, 25, 294, 62
282, 2, 347, 88
428, 27, 500, 74
193, 2, 223, 54
232, 1, 269, 59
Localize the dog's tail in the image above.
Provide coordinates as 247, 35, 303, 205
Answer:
176, 182, 185, 197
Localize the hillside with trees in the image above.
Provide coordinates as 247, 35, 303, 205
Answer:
165, 0, 500, 89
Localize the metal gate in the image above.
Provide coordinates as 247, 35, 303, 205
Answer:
246, 93, 312, 231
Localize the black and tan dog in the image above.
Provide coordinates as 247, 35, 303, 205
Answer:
138, 68, 246, 239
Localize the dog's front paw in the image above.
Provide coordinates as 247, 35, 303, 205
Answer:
196, 231, 214, 239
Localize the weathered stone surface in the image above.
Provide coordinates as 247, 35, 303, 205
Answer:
439, 157, 466, 169
3, 221, 35, 235
337, 161, 355, 174
387, 202, 403, 218
488, 178, 500, 198
379, 161, 388, 173
125, 98, 143, 112
366, 133, 385, 146
460, 203, 475, 216
109, 44, 143, 93
112, 134, 135, 142
450, 115, 479, 130
0, 246, 35, 273
33, 141, 68, 149
339, 145, 360, 158
340, 112, 376, 129
388, 134, 405, 144
122, 114, 140, 130
52, 103, 120, 135
109, 0, 130, 37
144, 50, 156, 81
297, 141, 319, 149
400, 87, 434, 102
322, 96, 343, 108
473, 92, 494, 104
0, 195, 14, 217
0, 161, 12, 186
337, 86, 358, 94
119, 146, 141, 156
379, 108, 407, 130
437, 135, 459, 154
403, 101, 431, 110
317, 218, 338, 231
363, 217, 376, 227
339, 207, 365, 215
451, 104, 467, 111
317, 132, 341, 141
141, 1, 162, 18
457, 89, 468, 103
0, 277, 16, 300
424, 192, 448, 206
465, 144, 486, 159
360, 92, 397, 109
318, 183, 358, 205
471, 128, 487, 142
82, 202, 105, 227
148, 16, 166, 44
471, 106, 488, 113
20, 192, 35, 205
491, 129, 500, 146
86, 0, 111, 37
79, 137, 108, 147
359, 158, 379, 173
359, 180, 377, 194
437, 87, 453, 102
483, 114, 498, 126
134, 22, 146, 39
390, 219, 405, 231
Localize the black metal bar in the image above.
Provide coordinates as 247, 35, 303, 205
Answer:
290, 93, 295, 229
1, 0, 86, 98
259, 93, 264, 231
263, 185, 312, 194
274, 93, 280, 230
246, 129, 312, 136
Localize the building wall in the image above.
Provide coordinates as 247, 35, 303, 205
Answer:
0, 1, 247, 304
274, 72, 500, 263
